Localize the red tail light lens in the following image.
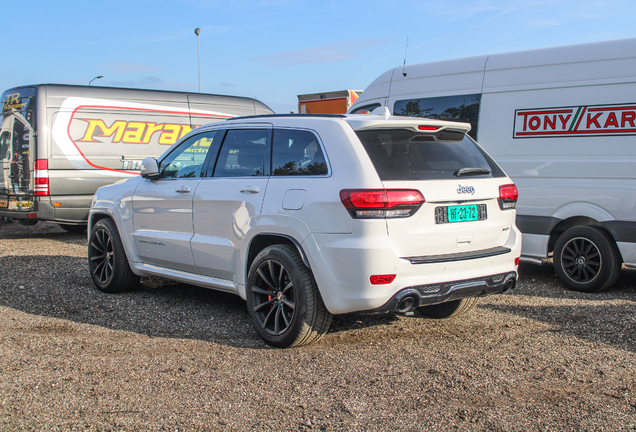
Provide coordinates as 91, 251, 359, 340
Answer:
498, 184, 518, 210
370, 274, 396, 285
34, 159, 50, 196
340, 189, 425, 218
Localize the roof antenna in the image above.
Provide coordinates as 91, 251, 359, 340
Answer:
402, 36, 409, 77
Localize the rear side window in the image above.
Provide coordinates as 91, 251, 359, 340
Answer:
393, 94, 481, 140
356, 128, 504, 181
272, 129, 328, 176
213, 129, 268, 177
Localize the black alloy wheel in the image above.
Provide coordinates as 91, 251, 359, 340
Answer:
560, 236, 601, 284
251, 258, 296, 337
247, 244, 332, 348
90, 226, 114, 285
88, 218, 140, 293
553, 226, 621, 293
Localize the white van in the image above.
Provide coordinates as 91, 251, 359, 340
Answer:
349, 38, 636, 292
0, 84, 273, 231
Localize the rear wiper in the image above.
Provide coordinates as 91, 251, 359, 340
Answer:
454, 167, 491, 177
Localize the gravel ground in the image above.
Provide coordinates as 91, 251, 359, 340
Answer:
0, 221, 635, 431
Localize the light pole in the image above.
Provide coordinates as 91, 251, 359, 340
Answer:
89, 75, 104, 86
194, 28, 201, 93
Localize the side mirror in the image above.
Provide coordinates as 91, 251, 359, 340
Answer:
140, 157, 160, 179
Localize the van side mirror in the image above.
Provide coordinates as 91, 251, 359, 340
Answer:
140, 157, 160, 179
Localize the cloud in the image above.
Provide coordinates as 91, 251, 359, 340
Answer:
219, 83, 235, 87
254, 38, 389, 67
102, 62, 163, 74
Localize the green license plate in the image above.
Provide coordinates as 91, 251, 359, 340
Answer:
448, 204, 479, 223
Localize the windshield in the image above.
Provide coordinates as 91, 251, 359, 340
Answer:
0, 88, 36, 195
356, 128, 505, 181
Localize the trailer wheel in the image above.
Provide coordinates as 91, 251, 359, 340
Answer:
88, 218, 139, 293
553, 226, 621, 293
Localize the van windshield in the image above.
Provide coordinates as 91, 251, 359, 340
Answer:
356, 128, 505, 181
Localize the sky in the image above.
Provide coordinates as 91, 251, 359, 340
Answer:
3, 0, 636, 113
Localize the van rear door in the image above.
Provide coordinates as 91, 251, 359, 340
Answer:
0, 88, 36, 212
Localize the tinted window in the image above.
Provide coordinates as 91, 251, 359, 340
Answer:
393, 94, 481, 140
356, 128, 504, 181
272, 129, 328, 176
214, 129, 268, 177
160, 131, 217, 178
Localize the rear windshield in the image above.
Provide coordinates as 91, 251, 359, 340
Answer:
356, 128, 505, 181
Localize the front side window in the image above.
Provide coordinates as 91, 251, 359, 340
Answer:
160, 131, 217, 179
356, 128, 504, 181
272, 129, 328, 176
213, 129, 268, 177
393, 94, 481, 140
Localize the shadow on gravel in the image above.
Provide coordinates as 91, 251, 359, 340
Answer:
482, 302, 636, 353
0, 251, 401, 349
516, 262, 636, 301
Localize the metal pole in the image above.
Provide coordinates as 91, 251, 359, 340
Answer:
194, 28, 201, 93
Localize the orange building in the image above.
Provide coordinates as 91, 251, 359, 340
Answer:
297, 90, 362, 114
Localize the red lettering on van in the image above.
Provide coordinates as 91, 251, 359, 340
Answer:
586, 113, 602, 129
621, 112, 636, 127
514, 104, 636, 138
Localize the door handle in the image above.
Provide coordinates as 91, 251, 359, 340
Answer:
240, 186, 260, 194
175, 186, 191, 193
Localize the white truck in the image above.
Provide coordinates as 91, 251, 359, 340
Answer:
0, 84, 273, 231
348, 37, 636, 292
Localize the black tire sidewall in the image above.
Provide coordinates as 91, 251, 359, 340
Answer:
553, 226, 620, 293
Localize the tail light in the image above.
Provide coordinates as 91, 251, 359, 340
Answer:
34, 159, 49, 196
340, 189, 425, 218
498, 184, 518, 210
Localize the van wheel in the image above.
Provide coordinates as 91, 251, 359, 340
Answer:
553, 226, 621, 293
417, 297, 479, 319
88, 219, 140, 293
246, 244, 332, 348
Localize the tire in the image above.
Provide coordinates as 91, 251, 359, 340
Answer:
88, 218, 140, 293
60, 224, 87, 234
553, 226, 621, 293
417, 297, 479, 319
246, 244, 333, 348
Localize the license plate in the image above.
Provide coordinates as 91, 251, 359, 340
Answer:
449, 204, 478, 223
435, 204, 487, 224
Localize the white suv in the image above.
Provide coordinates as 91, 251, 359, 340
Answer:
88, 110, 521, 347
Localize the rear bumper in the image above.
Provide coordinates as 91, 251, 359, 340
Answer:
302, 223, 522, 314
362, 271, 517, 314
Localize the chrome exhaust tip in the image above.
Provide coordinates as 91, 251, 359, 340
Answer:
502, 279, 516, 292
397, 296, 416, 313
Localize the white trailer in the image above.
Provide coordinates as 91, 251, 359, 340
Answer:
349, 38, 636, 292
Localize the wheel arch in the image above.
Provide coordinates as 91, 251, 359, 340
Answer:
548, 216, 623, 263
246, 233, 310, 277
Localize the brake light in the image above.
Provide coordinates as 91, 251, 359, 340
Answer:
498, 184, 518, 210
34, 159, 49, 196
340, 189, 425, 218
418, 125, 439, 131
